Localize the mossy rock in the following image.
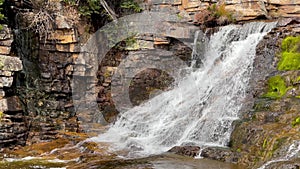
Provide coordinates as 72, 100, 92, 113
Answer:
263, 75, 290, 99
278, 36, 300, 71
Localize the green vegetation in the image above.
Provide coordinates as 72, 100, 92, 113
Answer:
63, 0, 142, 18
263, 75, 290, 99
78, 0, 103, 17
0, 0, 5, 30
291, 117, 300, 127
278, 36, 300, 70
207, 3, 234, 23
121, 0, 142, 13
124, 35, 139, 50
63, 0, 105, 17
0, 0, 4, 20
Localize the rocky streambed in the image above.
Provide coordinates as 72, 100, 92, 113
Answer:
0, 132, 244, 169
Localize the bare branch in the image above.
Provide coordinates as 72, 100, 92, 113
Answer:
99, 0, 118, 21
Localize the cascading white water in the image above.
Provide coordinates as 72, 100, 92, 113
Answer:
91, 22, 276, 157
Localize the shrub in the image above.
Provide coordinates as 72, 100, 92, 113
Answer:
78, 0, 102, 17
120, 0, 142, 13
195, 3, 234, 27
208, 3, 234, 25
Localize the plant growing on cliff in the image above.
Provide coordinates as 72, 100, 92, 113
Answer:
20, 1, 58, 40
195, 3, 235, 27
120, 0, 142, 13
78, 0, 102, 16
64, 0, 118, 20
208, 3, 234, 25
278, 36, 300, 71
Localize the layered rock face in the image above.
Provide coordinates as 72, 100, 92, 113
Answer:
149, 0, 300, 21
15, 23, 80, 144
0, 25, 25, 148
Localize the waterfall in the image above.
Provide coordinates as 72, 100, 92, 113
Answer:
91, 22, 276, 157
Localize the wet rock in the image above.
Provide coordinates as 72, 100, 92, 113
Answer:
167, 146, 200, 157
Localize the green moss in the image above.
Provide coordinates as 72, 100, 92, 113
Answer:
263, 76, 289, 99
291, 117, 300, 127
281, 36, 300, 53
278, 52, 300, 70
278, 36, 300, 70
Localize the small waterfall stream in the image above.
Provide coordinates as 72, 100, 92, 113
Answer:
92, 22, 277, 157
